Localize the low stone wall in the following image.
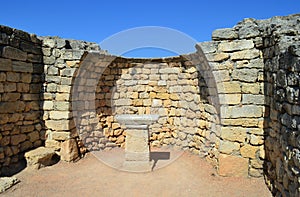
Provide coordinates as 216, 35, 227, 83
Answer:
0, 25, 44, 176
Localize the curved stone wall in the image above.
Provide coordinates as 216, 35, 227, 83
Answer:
1, 13, 300, 196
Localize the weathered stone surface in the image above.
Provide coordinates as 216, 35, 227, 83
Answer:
0, 176, 19, 193
1, 46, 27, 61
240, 144, 258, 159
232, 69, 258, 82
60, 139, 79, 162
212, 28, 238, 40
12, 61, 33, 73
221, 127, 247, 143
219, 140, 240, 154
45, 120, 75, 130
221, 105, 263, 118
24, 147, 56, 169
218, 154, 248, 177
231, 49, 260, 60
217, 82, 241, 93
0, 58, 12, 71
218, 40, 254, 52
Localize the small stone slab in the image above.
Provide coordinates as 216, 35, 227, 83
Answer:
0, 176, 19, 193
24, 147, 56, 169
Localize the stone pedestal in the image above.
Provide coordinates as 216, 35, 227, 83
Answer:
116, 114, 159, 172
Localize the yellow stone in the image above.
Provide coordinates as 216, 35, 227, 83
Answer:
240, 144, 258, 159
156, 93, 169, 100
221, 127, 247, 143
217, 82, 241, 93
149, 92, 156, 98
170, 93, 180, 101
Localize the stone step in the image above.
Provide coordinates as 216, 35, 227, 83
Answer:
24, 147, 58, 169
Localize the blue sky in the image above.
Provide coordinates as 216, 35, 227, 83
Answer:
1, 0, 299, 57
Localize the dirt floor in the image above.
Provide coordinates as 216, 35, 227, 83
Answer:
3, 148, 272, 197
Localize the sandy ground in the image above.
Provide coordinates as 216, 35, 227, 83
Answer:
3, 148, 272, 197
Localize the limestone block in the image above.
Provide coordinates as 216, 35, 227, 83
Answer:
206, 53, 230, 62
217, 82, 241, 93
24, 147, 56, 169
60, 139, 79, 162
49, 111, 70, 120
212, 28, 238, 40
45, 140, 61, 150
232, 69, 258, 82
213, 70, 230, 82
196, 42, 217, 53
218, 40, 254, 52
250, 134, 264, 145
219, 140, 240, 154
221, 105, 263, 118
54, 101, 70, 111
51, 131, 73, 141
220, 127, 247, 143
13, 63, 33, 76
1, 46, 27, 61
231, 49, 260, 60
55, 93, 69, 101
0, 58, 12, 71
218, 154, 248, 177
45, 119, 75, 131
57, 85, 71, 93
240, 144, 258, 159
42, 38, 56, 48
242, 94, 265, 105
0, 176, 19, 193
219, 94, 241, 105
43, 101, 53, 110
241, 83, 261, 94
6, 72, 20, 82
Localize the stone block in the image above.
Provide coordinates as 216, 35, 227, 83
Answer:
242, 94, 265, 104
0, 176, 19, 193
206, 53, 230, 62
60, 139, 79, 162
240, 144, 258, 159
43, 101, 53, 110
218, 40, 254, 52
231, 49, 260, 60
54, 101, 70, 111
217, 82, 241, 93
10, 134, 27, 145
241, 83, 261, 94
213, 70, 230, 82
0, 58, 12, 71
221, 105, 263, 118
28, 131, 40, 142
219, 94, 241, 104
196, 42, 217, 53
232, 69, 258, 82
1, 46, 27, 61
45, 140, 61, 150
52, 131, 72, 141
12, 61, 33, 73
49, 111, 71, 120
218, 154, 248, 177
212, 28, 238, 40
219, 140, 240, 154
56, 93, 70, 101
221, 127, 247, 143
24, 147, 56, 169
45, 119, 75, 131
